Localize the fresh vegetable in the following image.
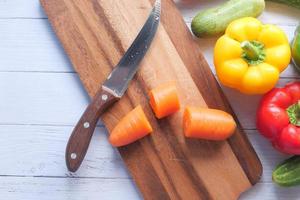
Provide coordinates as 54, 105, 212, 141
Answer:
257, 82, 300, 155
214, 17, 291, 94
191, 0, 265, 37
183, 106, 236, 140
273, 156, 300, 187
292, 25, 300, 71
266, 0, 300, 10
109, 105, 152, 147
149, 82, 180, 119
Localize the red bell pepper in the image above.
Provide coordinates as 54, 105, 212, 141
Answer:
257, 82, 300, 155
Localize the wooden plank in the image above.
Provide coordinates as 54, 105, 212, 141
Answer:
0, 123, 288, 183
0, 177, 141, 200
0, 0, 46, 18
245, 131, 290, 183
40, 0, 262, 199
0, 19, 298, 78
1, 0, 300, 26
0, 1, 299, 200
240, 183, 300, 200
0, 19, 72, 72
0, 72, 89, 125
0, 176, 298, 200
0, 72, 298, 129
0, 125, 129, 178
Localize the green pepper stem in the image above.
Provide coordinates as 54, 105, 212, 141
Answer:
241, 41, 260, 60
286, 100, 300, 126
241, 40, 266, 65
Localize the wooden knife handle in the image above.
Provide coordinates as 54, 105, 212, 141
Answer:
65, 87, 119, 172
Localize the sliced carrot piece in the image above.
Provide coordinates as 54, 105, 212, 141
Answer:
149, 82, 180, 119
109, 105, 153, 147
183, 106, 236, 140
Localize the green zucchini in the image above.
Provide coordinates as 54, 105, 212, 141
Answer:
272, 156, 300, 187
191, 0, 265, 37
266, 0, 300, 10
292, 25, 300, 72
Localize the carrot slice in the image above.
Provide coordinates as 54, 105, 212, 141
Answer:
183, 106, 236, 140
109, 105, 153, 147
149, 82, 180, 119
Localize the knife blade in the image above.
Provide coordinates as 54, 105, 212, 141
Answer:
65, 0, 161, 172
103, 0, 161, 97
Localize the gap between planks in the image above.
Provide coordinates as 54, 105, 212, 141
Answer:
0, 18, 298, 27
0, 175, 280, 184
0, 174, 131, 180
0, 19, 298, 77
0, 122, 260, 131
0, 124, 287, 183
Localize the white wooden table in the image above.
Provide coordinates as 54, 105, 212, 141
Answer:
0, 0, 300, 199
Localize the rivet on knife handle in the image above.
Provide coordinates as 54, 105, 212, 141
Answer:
65, 88, 119, 172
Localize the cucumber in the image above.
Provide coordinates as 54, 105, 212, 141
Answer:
191, 0, 265, 37
266, 0, 300, 10
292, 25, 300, 72
272, 156, 300, 187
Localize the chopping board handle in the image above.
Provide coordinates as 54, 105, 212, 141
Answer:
65, 87, 119, 172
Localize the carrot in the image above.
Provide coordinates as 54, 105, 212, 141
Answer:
183, 106, 236, 140
109, 105, 153, 147
149, 82, 180, 119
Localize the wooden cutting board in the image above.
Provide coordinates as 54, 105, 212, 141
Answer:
40, 0, 262, 199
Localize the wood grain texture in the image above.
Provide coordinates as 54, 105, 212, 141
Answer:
0, 1, 300, 199
0, 125, 129, 178
0, 176, 299, 200
0, 124, 284, 182
0, 72, 298, 129
0, 19, 298, 76
0, 0, 46, 18
40, 0, 262, 199
0, 177, 141, 200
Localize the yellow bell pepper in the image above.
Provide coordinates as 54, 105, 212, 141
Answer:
214, 17, 291, 94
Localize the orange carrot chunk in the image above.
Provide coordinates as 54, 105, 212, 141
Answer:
183, 106, 236, 140
149, 82, 180, 119
109, 105, 153, 147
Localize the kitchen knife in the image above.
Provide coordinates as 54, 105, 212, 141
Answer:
65, 0, 161, 172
